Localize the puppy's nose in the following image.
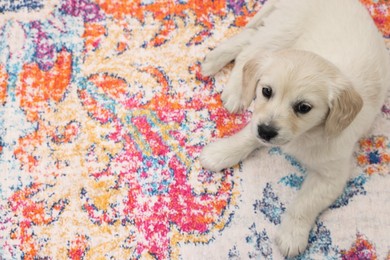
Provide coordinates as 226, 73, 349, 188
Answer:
258, 124, 278, 141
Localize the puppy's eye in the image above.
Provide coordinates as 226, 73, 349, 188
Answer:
262, 86, 272, 99
294, 102, 312, 114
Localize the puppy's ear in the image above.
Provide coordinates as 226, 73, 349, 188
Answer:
242, 57, 262, 108
325, 86, 363, 136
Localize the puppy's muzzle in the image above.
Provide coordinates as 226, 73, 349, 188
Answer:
258, 124, 278, 141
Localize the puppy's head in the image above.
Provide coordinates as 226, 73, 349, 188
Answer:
243, 49, 363, 146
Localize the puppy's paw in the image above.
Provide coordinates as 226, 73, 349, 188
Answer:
201, 51, 224, 76
221, 76, 247, 113
201, 58, 220, 77
201, 45, 234, 76
275, 214, 310, 258
200, 139, 240, 172
221, 89, 245, 113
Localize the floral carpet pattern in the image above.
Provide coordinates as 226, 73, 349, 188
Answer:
0, 0, 389, 259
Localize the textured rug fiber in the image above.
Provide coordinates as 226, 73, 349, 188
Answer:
0, 0, 389, 259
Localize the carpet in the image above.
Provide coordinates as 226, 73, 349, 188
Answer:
0, 0, 389, 259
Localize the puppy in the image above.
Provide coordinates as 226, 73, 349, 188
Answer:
200, 0, 390, 257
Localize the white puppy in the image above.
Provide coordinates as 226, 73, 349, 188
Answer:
200, 0, 390, 257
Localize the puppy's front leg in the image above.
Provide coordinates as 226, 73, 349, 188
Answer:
200, 124, 261, 172
275, 162, 350, 257
201, 28, 257, 76
201, 0, 279, 76
221, 44, 259, 112
245, 0, 279, 29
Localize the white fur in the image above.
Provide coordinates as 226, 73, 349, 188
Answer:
200, 0, 390, 257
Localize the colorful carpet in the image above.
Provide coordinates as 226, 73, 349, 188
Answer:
0, 0, 389, 259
